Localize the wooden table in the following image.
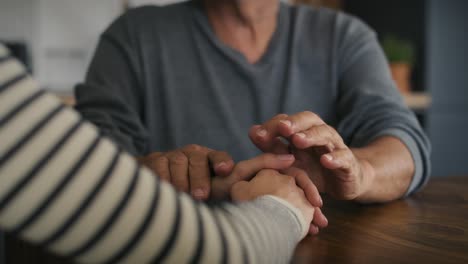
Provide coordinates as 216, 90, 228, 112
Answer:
4, 177, 468, 263
293, 176, 468, 264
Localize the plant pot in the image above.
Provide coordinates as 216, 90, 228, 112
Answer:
390, 63, 412, 94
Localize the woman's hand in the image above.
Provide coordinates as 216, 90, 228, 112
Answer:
225, 156, 328, 235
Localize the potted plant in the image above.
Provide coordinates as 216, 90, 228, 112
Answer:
381, 35, 415, 94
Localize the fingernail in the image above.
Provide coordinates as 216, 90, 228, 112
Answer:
277, 154, 294, 161
296, 132, 306, 138
215, 162, 227, 169
310, 225, 319, 234
319, 197, 323, 207
257, 128, 267, 137
192, 189, 206, 199
324, 154, 333, 161
280, 120, 292, 127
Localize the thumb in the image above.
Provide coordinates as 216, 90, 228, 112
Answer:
229, 153, 295, 182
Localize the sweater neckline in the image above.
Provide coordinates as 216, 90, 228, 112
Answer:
189, 0, 288, 70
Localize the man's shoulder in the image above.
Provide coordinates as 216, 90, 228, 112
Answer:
290, 4, 375, 39
122, 1, 194, 29
104, 1, 194, 38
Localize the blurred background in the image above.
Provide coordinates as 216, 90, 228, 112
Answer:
0, 0, 467, 177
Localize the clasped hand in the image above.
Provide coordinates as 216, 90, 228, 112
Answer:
138, 146, 328, 234
137, 111, 371, 234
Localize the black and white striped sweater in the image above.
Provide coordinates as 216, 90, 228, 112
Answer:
0, 44, 307, 264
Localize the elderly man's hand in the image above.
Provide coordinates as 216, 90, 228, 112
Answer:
249, 112, 375, 201
137, 144, 234, 200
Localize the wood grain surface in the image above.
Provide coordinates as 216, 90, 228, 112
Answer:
293, 177, 468, 264
4, 177, 468, 264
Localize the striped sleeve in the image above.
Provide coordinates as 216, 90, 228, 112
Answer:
0, 45, 306, 264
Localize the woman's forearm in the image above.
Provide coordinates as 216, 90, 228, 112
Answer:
0, 46, 305, 263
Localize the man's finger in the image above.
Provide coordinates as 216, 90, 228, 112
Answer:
167, 151, 189, 192
249, 114, 289, 152
208, 150, 235, 177
137, 152, 162, 171
187, 151, 211, 200
249, 124, 280, 152
230, 153, 295, 182
153, 155, 170, 182
291, 124, 345, 151
250, 112, 326, 151
271, 137, 291, 154
278, 111, 325, 136
320, 149, 353, 173
258, 111, 326, 142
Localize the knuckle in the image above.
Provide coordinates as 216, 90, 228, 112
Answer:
218, 150, 229, 157
302, 111, 316, 119
297, 187, 305, 196
317, 125, 329, 137
306, 111, 324, 123
189, 155, 207, 167
273, 113, 289, 120
185, 144, 203, 152
234, 160, 247, 171
232, 162, 251, 179
213, 151, 230, 161
236, 160, 247, 168
233, 167, 246, 180
283, 175, 295, 185
259, 154, 269, 166
340, 191, 358, 200
343, 150, 353, 162
324, 125, 334, 137
326, 125, 337, 134
147, 152, 162, 160
258, 169, 277, 177
327, 125, 343, 143
339, 172, 354, 182
155, 156, 169, 165
309, 128, 321, 138
170, 152, 188, 165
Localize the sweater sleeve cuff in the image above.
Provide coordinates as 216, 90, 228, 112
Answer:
356, 128, 427, 196
254, 195, 309, 238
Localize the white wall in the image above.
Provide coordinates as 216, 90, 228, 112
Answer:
0, 0, 35, 42
128, 0, 188, 7
0, 0, 35, 55
34, 0, 122, 92
0, 0, 122, 92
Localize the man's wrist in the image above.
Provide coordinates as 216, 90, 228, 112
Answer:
353, 156, 376, 203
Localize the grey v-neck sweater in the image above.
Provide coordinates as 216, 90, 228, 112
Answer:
75, 1, 430, 194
